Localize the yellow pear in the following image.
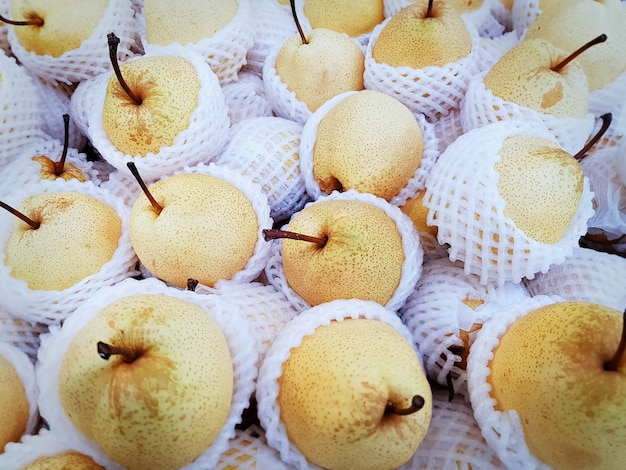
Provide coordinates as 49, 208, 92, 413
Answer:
372, 0, 472, 69
494, 135, 584, 244
57, 293, 234, 470
0, 349, 30, 452
400, 188, 438, 238
488, 301, 626, 469
21, 452, 105, 469
278, 316, 432, 470
303, 0, 385, 37
311, 90, 423, 201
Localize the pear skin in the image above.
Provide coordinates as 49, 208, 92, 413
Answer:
303, 0, 385, 37
0, 354, 30, 451
22, 452, 105, 469
400, 189, 438, 237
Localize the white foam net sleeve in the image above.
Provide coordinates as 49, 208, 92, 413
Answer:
588, 69, 626, 149
363, 15, 481, 122
424, 119, 595, 285
263, 189, 424, 314
0, 0, 10, 56
460, 70, 596, 155
511, 0, 542, 37
34, 276, 259, 470
523, 246, 626, 312
68, 70, 111, 140
0, 178, 139, 326
0, 306, 48, 361
466, 294, 562, 470
474, 30, 520, 74
400, 257, 529, 399
221, 72, 274, 125
6, 0, 139, 86
84, 43, 231, 183
398, 386, 506, 470
214, 116, 310, 223
256, 298, 423, 470
430, 106, 465, 155
215, 424, 292, 470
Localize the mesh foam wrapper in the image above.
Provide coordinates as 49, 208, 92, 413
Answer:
0, 52, 50, 167
216, 424, 292, 470
0, 341, 39, 441
222, 71, 274, 125
0, 138, 103, 199
587, 68, 626, 151
6, 0, 138, 86
0, 178, 139, 326
256, 298, 425, 470
466, 294, 563, 470
98, 167, 143, 206
264, 189, 424, 314
474, 30, 520, 73
363, 14, 481, 122
523, 246, 626, 312
424, 119, 596, 285
84, 43, 231, 183
398, 386, 506, 469
298, 90, 440, 206
400, 257, 529, 400
214, 116, 309, 223
511, 0, 541, 37
0, 305, 48, 361
0, 0, 10, 56
460, 70, 596, 155
35, 276, 259, 470
137, 0, 255, 85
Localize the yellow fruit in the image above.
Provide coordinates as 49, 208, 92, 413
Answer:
400, 189, 438, 237
0, 353, 29, 451
21, 452, 105, 469
303, 0, 385, 37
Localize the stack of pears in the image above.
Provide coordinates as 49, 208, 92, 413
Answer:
1, 0, 626, 468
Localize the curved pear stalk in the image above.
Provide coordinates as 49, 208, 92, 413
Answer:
262, 228, 327, 246
107, 32, 142, 105
126, 162, 163, 215
605, 309, 626, 371
574, 113, 612, 161
385, 395, 426, 416
0, 201, 40, 230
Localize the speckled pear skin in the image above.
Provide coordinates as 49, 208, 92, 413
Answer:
0, 354, 29, 451
22, 452, 106, 470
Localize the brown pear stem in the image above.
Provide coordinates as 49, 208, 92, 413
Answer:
574, 113, 612, 161
187, 278, 199, 291
54, 114, 70, 176
0, 14, 43, 26
552, 34, 607, 73
385, 395, 426, 416
446, 371, 455, 403
97, 341, 137, 362
126, 162, 163, 215
0, 201, 40, 229
289, 0, 308, 44
107, 32, 142, 105
426, 0, 434, 17
262, 228, 327, 245
604, 309, 626, 371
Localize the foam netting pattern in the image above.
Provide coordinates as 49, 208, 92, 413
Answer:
221, 72, 274, 125
0, 0, 10, 56
467, 294, 563, 470
430, 106, 465, 154
84, 43, 231, 183
0, 138, 104, 199
0, 306, 48, 361
523, 246, 626, 312
297, 90, 440, 208
424, 119, 596, 286
264, 189, 424, 314
6, 0, 138, 86
511, 0, 542, 37
34, 276, 259, 470
0, 178, 139, 326
588, 68, 626, 127
214, 116, 310, 223
256, 298, 424, 470
0, 52, 50, 167
400, 257, 530, 399
363, 14, 481, 122
137, 0, 254, 85
215, 424, 290, 470
473, 30, 521, 74
398, 386, 506, 469
460, 70, 596, 155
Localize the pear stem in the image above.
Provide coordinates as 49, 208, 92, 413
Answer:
97, 341, 137, 363
0, 201, 40, 229
126, 162, 163, 214
574, 113, 612, 161
426, 0, 434, 17
262, 228, 327, 245
54, 114, 70, 176
446, 371, 455, 402
385, 395, 426, 416
604, 309, 626, 372
107, 32, 142, 105
552, 34, 607, 73
289, 0, 308, 45
0, 14, 43, 27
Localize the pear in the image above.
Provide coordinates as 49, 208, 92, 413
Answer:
21, 452, 105, 469
302, 0, 385, 38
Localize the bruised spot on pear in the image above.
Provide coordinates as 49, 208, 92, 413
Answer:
541, 81, 563, 110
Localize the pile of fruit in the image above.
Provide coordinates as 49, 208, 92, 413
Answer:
0, 0, 625, 469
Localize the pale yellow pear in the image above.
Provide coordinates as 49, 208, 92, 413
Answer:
275, 28, 365, 112
21, 452, 105, 469
278, 317, 432, 470
0, 353, 29, 451
494, 135, 583, 244
488, 301, 626, 469
372, 0, 472, 69
312, 90, 423, 201
303, 0, 385, 37
58, 294, 234, 470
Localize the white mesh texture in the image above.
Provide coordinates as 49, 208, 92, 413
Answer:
511, 0, 542, 37
221, 72, 274, 125
474, 30, 520, 73
0, 306, 48, 361
215, 424, 291, 470
424, 119, 596, 285
6, 0, 139, 86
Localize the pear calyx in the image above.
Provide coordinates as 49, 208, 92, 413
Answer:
262, 228, 328, 246
552, 34, 607, 73
0, 14, 43, 27
604, 309, 626, 372
0, 201, 40, 230
385, 395, 426, 416
107, 32, 142, 105
289, 0, 308, 44
574, 112, 612, 161
97, 341, 139, 363
126, 162, 163, 215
